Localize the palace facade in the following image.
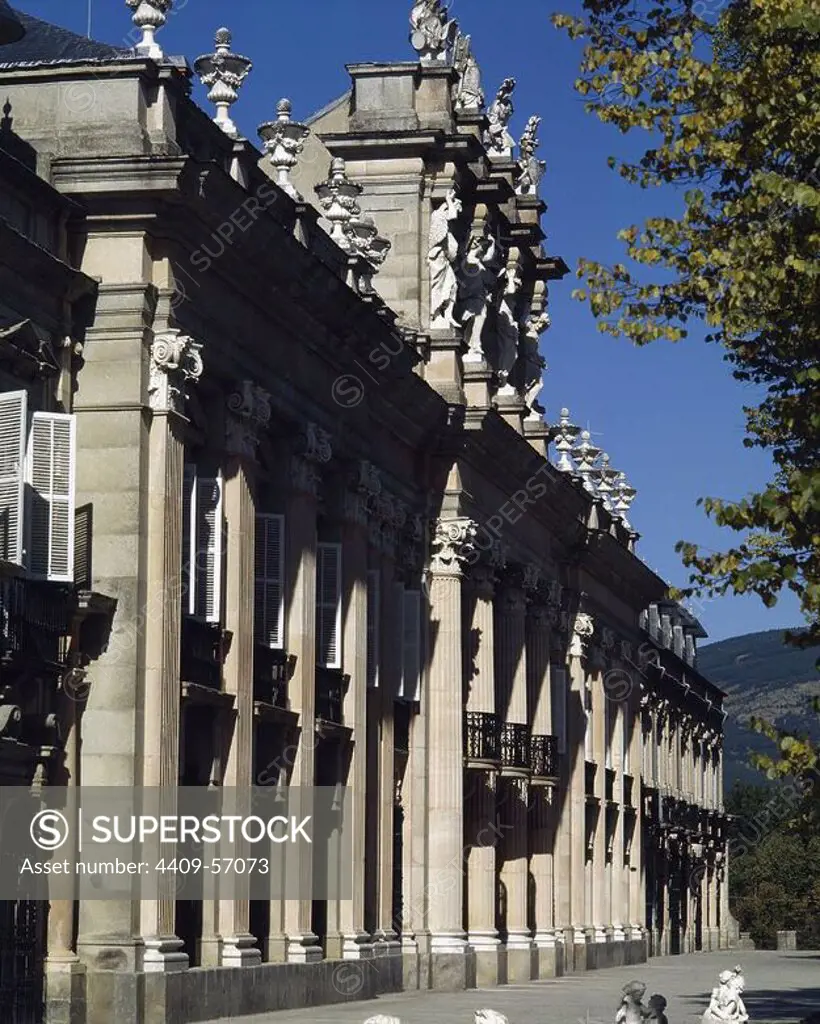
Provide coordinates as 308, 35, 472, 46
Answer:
0, 3, 733, 1023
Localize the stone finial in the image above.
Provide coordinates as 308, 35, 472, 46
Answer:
225, 380, 271, 458
315, 158, 364, 250
484, 78, 516, 160
454, 33, 484, 112
552, 407, 580, 472
258, 99, 310, 200
612, 471, 637, 529
148, 329, 203, 413
409, 0, 458, 65
348, 212, 392, 294
573, 430, 603, 494
194, 28, 253, 139
126, 0, 173, 60
517, 115, 547, 196
590, 451, 620, 508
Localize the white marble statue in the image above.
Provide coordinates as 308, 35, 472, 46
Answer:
616, 980, 648, 1024
702, 966, 749, 1024
410, 0, 458, 64
458, 230, 498, 361
495, 262, 523, 389
427, 188, 462, 330
484, 78, 516, 159
517, 115, 546, 196
475, 1011, 509, 1024
454, 33, 484, 111
363, 1017, 401, 1024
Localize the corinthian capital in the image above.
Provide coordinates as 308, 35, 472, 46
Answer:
148, 329, 203, 414
569, 610, 595, 658
430, 518, 478, 577
302, 422, 333, 464
226, 380, 271, 458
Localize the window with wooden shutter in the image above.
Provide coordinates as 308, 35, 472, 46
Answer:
316, 542, 342, 669
255, 514, 284, 649
551, 666, 567, 754
27, 411, 75, 582
0, 390, 27, 566
194, 475, 223, 623
401, 588, 421, 702
366, 569, 380, 688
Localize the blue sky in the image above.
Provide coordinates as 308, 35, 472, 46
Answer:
12, 0, 805, 643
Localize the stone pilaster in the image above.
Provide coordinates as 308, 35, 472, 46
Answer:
464, 563, 501, 985
495, 578, 532, 981
591, 666, 607, 945
425, 518, 475, 989
526, 604, 556, 977
140, 330, 203, 972
283, 432, 329, 964
567, 611, 593, 966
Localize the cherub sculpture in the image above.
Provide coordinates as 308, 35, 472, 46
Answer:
616, 980, 648, 1024
702, 966, 749, 1024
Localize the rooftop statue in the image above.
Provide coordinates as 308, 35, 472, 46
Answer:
484, 78, 516, 160
458, 230, 498, 362
517, 115, 547, 196
428, 188, 463, 330
495, 261, 523, 390
520, 311, 550, 417
454, 33, 485, 112
410, 0, 458, 64
702, 966, 749, 1024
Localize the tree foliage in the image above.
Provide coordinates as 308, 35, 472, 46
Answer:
553, 0, 820, 646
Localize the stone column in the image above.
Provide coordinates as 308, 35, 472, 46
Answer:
140, 331, 203, 972
526, 603, 556, 978
464, 562, 501, 986
628, 682, 644, 946
591, 663, 608, 947
495, 576, 533, 982
425, 518, 474, 989
217, 382, 271, 968
610, 696, 626, 944
334, 481, 372, 960
283, 428, 331, 963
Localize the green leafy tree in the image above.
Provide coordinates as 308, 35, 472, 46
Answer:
553, 0, 820, 647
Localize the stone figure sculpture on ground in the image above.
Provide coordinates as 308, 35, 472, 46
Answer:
475, 1011, 509, 1024
646, 994, 669, 1024
484, 78, 516, 158
702, 966, 749, 1024
616, 980, 648, 1024
428, 188, 462, 329
363, 1016, 402, 1024
459, 231, 498, 361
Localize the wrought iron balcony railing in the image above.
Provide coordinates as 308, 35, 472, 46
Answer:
464, 711, 501, 765
253, 645, 289, 709
529, 734, 558, 779
0, 574, 74, 663
500, 722, 530, 772
180, 615, 224, 690
315, 667, 344, 725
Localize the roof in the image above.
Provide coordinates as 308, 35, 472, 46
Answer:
0, 1, 24, 45
0, 10, 129, 67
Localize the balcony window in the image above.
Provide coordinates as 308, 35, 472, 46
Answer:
182, 466, 224, 624
0, 390, 76, 582
316, 542, 342, 670
254, 514, 284, 650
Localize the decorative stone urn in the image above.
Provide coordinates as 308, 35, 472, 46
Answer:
194, 28, 252, 139
258, 99, 310, 200
315, 158, 364, 249
125, 0, 173, 60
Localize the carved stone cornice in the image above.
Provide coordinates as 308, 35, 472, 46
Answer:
148, 329, 203, 414
225, 379, 271, 459
429, 518, 478, 578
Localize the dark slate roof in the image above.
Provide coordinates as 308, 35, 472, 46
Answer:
0, 10, 130, 66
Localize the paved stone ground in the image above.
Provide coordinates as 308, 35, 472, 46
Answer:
207, 950, 820, 1024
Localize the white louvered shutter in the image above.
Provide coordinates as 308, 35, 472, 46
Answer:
194, 475, 223, 623
0, 391, 27, 565
551, 666, 567, 754
27, 412, 75, 581
316, 542, 342, 669
366, 569, 380, 688
181, 464, 196, 616
255, 514, 284, 649
401, 589, 421, 702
